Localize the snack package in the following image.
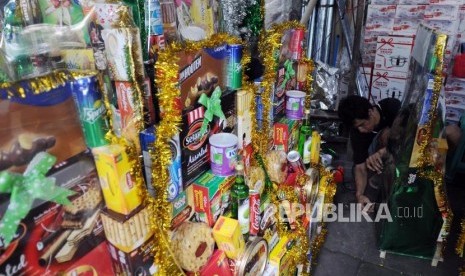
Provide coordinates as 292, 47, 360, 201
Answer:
265, 151, 288, 184
171, 222, 215, 272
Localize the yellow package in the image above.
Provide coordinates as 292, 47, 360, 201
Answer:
268, 235, 294, 275
310, 131, 321, 165
212, 216, 245, 259
92, 145, 142, 215
190, 0, 216, 36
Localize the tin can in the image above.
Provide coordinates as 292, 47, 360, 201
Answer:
148, 34, 166, 60
71, 76, 109, 148
289, 28, 304, 60
227, 44, 243, 89
235, 237, 268, 275
249, 190, 260, 236
287, 150, 305, 174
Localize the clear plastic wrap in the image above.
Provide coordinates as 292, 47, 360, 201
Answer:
311, 60, 340, 111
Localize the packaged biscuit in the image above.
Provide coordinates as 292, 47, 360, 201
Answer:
92, 145, 142, 215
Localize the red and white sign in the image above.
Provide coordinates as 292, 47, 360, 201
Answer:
371, 70, 409, 104
375, 36, 414, 73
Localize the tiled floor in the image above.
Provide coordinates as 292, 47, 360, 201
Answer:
313, 143, 465, 276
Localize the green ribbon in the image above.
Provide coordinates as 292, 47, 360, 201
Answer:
280, 59, 296, 89
198, 86, 226, 135
0, 152, 75, 247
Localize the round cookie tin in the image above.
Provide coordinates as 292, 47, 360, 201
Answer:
235, 237, 268, 276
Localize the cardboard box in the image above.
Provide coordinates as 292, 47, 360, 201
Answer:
92, 145, 143, 215
371, 70, 409, 104
171, 185, 196, 230
374, 36, 414, 73
140, 127, 182, 201
395, 5, 427, 19
424, 4, 459, 20
430, 0, 464, 5
177, 45, 229, 112
445, 78, 465, 93
399, 0, 429, 4
445, 92, 465, 109
366, 5, 397, 18
393, 18, 421, 36
359, 66, 373, 98
200, 250, 233, 276
371, 0, 399, 4
100, 205, 154, 253
274, 61, 298, 119
212, 216, 246, 259
446, 106, 465, 122
107, 237, 157, 275
365, 17, 395, 33
268, 235, 294, 276
273, 117, 301, 153
192, 171, 235, 226
0, 152, 112, 275
424, 19, 460, 35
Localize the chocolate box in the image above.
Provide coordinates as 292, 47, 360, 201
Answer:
107, 237, 157, 275
177, 44, 229, 112
192, 171, 235, 227
0, 151, 110, 275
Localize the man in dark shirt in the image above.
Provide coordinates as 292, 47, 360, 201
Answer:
338, 95, 401, 207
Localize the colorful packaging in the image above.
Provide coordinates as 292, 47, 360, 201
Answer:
212, 216, 246, 259
274, 60, 298, 119
177, 45, 229, 112
0, 152, 113, 275
365, 17, 395, 33
94, 3, 124, 29
171, 185, 196, 230
107, 236, 157, 275
374, 36, 414, 73
209, 133, 238, 177
371, 69, 409, 104
175, 0, 218, 37
268, 235, 294, 275
61, 49, 96, 70
92, 145, 142, 215
200, 250, 233, 276
193, 171, 235, 226
273, 117, 301, 153
100, 205, 154, 253
114, 81, 141, 149
102, 28, 144, 81
140, 127, 182, 201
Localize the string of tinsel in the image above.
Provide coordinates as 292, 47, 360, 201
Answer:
153, 33, 244, 274
415, 33, 453, 256
253, 20, 306, 155
456, 219, 465, 257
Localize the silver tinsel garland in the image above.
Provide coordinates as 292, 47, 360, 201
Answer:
221, 0, 257, 37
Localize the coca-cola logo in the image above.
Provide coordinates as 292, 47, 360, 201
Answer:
0, 223, 27, 266
183, 121, 209, 151
251, 200, 261, 230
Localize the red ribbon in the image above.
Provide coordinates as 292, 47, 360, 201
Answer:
377, 38, 395, 50
373, 72, 389, 83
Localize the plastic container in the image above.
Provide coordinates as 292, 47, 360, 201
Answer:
209, 133, 238, 176
285, 90, 306, 120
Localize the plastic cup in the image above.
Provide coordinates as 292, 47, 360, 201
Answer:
209, 133, 238, 176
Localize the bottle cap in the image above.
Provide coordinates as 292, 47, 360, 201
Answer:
304, 109, 311, 114
235, 162, 244, 171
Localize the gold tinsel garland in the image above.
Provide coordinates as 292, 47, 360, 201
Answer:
457, 219, 465, 257
414, 33, 453, 255
153, 33, 246, 275
253, 21, 306, 155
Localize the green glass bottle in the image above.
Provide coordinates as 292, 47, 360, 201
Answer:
298, 109, 312, 165
231, 162, 249, 239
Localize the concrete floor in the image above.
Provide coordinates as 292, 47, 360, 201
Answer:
313, 144, 465, 276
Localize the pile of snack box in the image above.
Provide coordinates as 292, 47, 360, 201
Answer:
0, 0, 334, 275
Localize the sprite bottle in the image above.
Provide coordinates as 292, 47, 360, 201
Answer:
231, 162, 249, 240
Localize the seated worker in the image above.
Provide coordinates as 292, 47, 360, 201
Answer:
338, 95, 401, 206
